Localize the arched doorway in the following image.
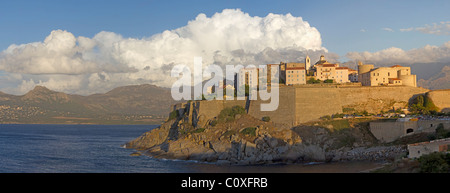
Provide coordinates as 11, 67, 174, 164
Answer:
406, 128, 414, 134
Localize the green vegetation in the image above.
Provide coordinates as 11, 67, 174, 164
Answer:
342, 107, 355, 113
262, 116, 271, 122
168, 110, 179, 120
323, 79, 334, 83
307, 77, 321, 84
418, 152, 450, 173
222, 130, 237, 137
435, 123, 450, 139
240, 127, 257, 136
210, 120, 218, 127
410, 95, 439, 115
192, 127, 206, 133
218, 105, 246, 123
316, 119, 351, 131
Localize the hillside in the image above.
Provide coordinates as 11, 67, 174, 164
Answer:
418, 65, 450, 90
0, 84, 177, 124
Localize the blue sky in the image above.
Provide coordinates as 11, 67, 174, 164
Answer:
0, 0, 449, 94
0, 0, 448, 56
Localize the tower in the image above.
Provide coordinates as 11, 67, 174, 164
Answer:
305, 55, 311, 70
320, 55, 325, 61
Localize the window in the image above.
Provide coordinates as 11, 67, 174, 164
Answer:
388, 72, 390, 76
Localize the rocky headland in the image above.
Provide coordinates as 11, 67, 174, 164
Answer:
125, 105, 407, 165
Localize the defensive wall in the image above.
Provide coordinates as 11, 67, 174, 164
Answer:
172, 85, 432, 127
426, 89, 450, 113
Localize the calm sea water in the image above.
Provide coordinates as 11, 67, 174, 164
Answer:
0, 124, 382, 173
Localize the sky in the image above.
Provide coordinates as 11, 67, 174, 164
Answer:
0, 0, 449, 95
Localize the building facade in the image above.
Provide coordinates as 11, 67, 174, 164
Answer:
358, 63, 417, 87
285, 67, 306, 85
237, 67, 259, 89
408, 138, 450, 159
312, 55, 350, 83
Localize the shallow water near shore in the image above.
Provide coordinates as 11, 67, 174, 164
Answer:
0, 124, 382, 173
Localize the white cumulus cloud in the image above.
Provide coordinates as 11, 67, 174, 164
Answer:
0, 9, 327, 95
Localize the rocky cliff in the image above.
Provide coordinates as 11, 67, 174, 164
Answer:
126, 105, 407, 164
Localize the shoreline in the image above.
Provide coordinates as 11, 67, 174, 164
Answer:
129, 149, 387, 173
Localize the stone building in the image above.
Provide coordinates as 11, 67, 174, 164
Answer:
348, 68, 358, 82
408, 138, 450, 159
278, 56, 310, 85
369, 119, 450, 143
284, 67, 306, 85
312, 55, 350, 83
358, 62, 417, 87
237, 67, 259, 89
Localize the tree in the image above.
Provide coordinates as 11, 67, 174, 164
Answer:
418, 152, 450, 173
324, 79, 334, 83
410, 95, 439, 115
307, 77, 321, 84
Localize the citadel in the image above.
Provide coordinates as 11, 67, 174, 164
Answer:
234, 54, 417, 89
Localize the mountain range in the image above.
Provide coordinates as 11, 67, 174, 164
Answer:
0, 63, 448, 125
0, 84, 178, 124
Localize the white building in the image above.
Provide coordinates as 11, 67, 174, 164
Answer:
237, 67, 259, 89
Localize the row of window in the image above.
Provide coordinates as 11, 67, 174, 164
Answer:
287, 74, 305, 77
287, 78, 305, 82
287, 70, 305, 73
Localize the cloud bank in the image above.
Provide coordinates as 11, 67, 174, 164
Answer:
400, 21, 450, 35
346, 41, 450, 65
0, 9, 326, 95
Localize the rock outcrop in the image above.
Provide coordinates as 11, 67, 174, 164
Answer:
126, 105, 407, 165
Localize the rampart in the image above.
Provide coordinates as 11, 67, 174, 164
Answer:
426, 89, 450, 112
172, 86, 430, 127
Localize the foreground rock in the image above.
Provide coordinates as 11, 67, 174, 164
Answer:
126, 111, 406, 165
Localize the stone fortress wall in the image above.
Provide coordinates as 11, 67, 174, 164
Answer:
171, 86, 448, 128
426, 89, 450, 113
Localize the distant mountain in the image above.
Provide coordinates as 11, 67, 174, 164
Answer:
409, 62, 449, 81
418, 65, 450, 90
0, 84, 179, 124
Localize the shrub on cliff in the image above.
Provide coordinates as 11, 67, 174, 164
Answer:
262, 116, 270, 122
241, 127, 256, 136
218, 105, 246, 123
168, 110, 179, 120
410, 95, 439, 115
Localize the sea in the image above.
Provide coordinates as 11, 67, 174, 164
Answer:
0, 124, 383, 173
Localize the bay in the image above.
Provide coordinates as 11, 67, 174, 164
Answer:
0, 124, 382, 173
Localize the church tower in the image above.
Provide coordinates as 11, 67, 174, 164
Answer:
305, 55, 311, 70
